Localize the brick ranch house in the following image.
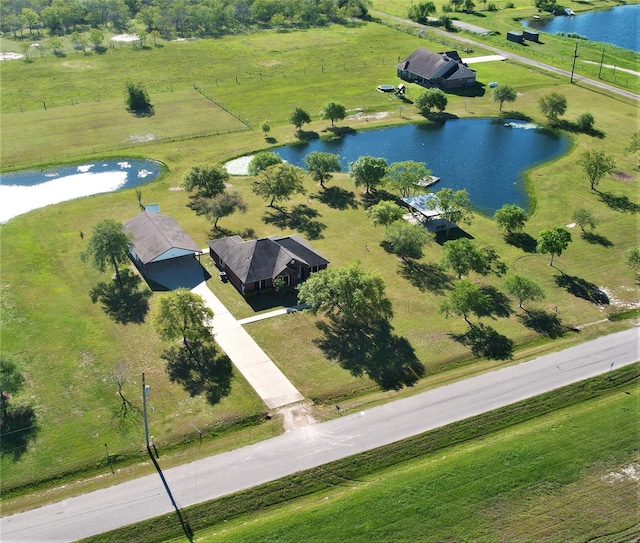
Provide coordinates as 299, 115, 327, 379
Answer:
396, 48, 476, 89
208, 234, 329, 295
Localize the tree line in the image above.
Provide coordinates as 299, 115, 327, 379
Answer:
1, 0, 370, 40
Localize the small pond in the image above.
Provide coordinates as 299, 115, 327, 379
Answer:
0, 159, 163, 224
523, 4, 640, 52
274, 119, 569, 214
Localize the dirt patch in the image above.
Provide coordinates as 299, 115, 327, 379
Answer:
600, 286, 640, 311
129, 133, 156, 144
279, 401, 317, 431
601, 462, 640, 483
612, 171, 635, 182
168, 186, 184, 191
259, 60, 281, 68
0, 52, 23, 61
347, 111, 390, 122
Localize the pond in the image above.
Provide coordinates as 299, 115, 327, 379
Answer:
274, 119, 569, 214
523, 4, 640, 52
0, 159, 163, 224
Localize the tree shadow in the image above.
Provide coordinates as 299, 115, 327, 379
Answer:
314, 319, 425, 391
554, 119, 605, 139
450, 323, 514, 360
324, 126, 356, 137
581, 231, 613, 247
517, 309, 566, 338
263, 204, 326, 240
505, 232, 537, 253
398, 260, 454, 295
245, 291, 300, 312
265, 136, 277, 144
434, 228, 474, 245
311, 186, 358, 210
479, 285, 513, 318
598, 191, 640, 213
1, 405, 39, 460
295, 130, 319, 141
499, 111, 533, 122
161, 341, 233, 406
554, 273, 610, 305
128, 105, 155, 117
89, 269, 152, 324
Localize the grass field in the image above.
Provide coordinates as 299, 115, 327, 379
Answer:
0, 13, 638, 508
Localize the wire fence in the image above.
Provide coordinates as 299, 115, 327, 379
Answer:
193, 83, 252, 128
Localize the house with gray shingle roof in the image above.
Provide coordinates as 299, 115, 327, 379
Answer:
208, 234, 329, 294
397, 48, 476, 89
123, 211, 201, 273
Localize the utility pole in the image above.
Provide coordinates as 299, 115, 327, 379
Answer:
598, 48, 605, 79
570, 42, 578, 83
142, 372, 150, 451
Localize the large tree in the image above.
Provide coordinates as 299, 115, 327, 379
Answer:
81, 219, 133, 295
536, 227, 572, 266
440, 238, 506, 279
492, 85, 517, 111
623, 247, 640, 275
154, 288, 213, 345
289, 106, 312, 132
494, 204, 528, 234
252, 163, 306, 207
385, 160, 431, 198
248, 151, 282, 176
366, 200, 405, 227
439, 279, 492, 325
504, 275, 545, 309
382, 221, 434, 261
297, 262, 393, 327
577, 150, 616, 191
0, 357, 25, 422
125, 81, 152, 114
349, 156, 388, 194
182, 163, 229, 198
415, 88, 448, 115
427, 188, 473, 237
538, 92, 567, 122
191, 191, 248, 228
320, 101, 347, 127
304, 151, 341, 188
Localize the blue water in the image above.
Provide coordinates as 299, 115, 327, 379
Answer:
523, 4, 640, 52
275, 119, 569, 213
0, 159, 163, 223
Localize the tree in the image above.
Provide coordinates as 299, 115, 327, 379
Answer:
0, 357, 25, 422
382, 221, 434, 261
260, 120, 271, 139
108, 361, 140, 429
154, 288, 213, 345
81, 219, 133, 296
440, 238, 506, 278
20, 8, 39, 35
182, 163, 229, 198
536, 227, 572, 266
192, 191, 248, 228
125, 81, 152, 113
439, 279, 491, 325
504, 275, 545, 309
304, 151, 341, 188
366, 201, 405, 227
415, 89, 448, 115
289, 106, 311, 132
349, 156, 388, 194
492, 85, 517, 111
576, 112, 595, 132
407, 1, 436, 23
494, 204, 527, 234
297, 262, 393, 327
320, 101, 347, 127
50, 37, 64, 55
627, 131, 640, 154
577, 150, 615, 191
70, 31, 87, 52
623, 247, 640, 274
427, 188, 473, 237
463, 0, 475, 12
572, 208, 598, 232
248, 151, 282, 176
252, 163, 306, 207
385, 161, 431, 198
89, 28, 104, 51
538, 92, 567, 122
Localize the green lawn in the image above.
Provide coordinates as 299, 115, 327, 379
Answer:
1, 18, 638, 502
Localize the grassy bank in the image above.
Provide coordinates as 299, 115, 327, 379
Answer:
79, 363, 639, 543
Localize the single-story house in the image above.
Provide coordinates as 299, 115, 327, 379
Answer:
208, 234, 329, 294
396, 48, 476, 89
123, 211, 201, 274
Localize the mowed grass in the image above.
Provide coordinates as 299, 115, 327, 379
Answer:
172, 386, 639, 543
1, 20, 639, 498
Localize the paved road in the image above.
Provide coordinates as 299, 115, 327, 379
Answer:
380, 12, 640, 102
2, 328, 637, 542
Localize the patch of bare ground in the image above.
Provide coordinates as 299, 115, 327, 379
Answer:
278, 401, 318, 431
600, 286, 640, 312
612, 171, 635, 182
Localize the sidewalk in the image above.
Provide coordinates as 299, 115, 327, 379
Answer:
191, 282, 304, 409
